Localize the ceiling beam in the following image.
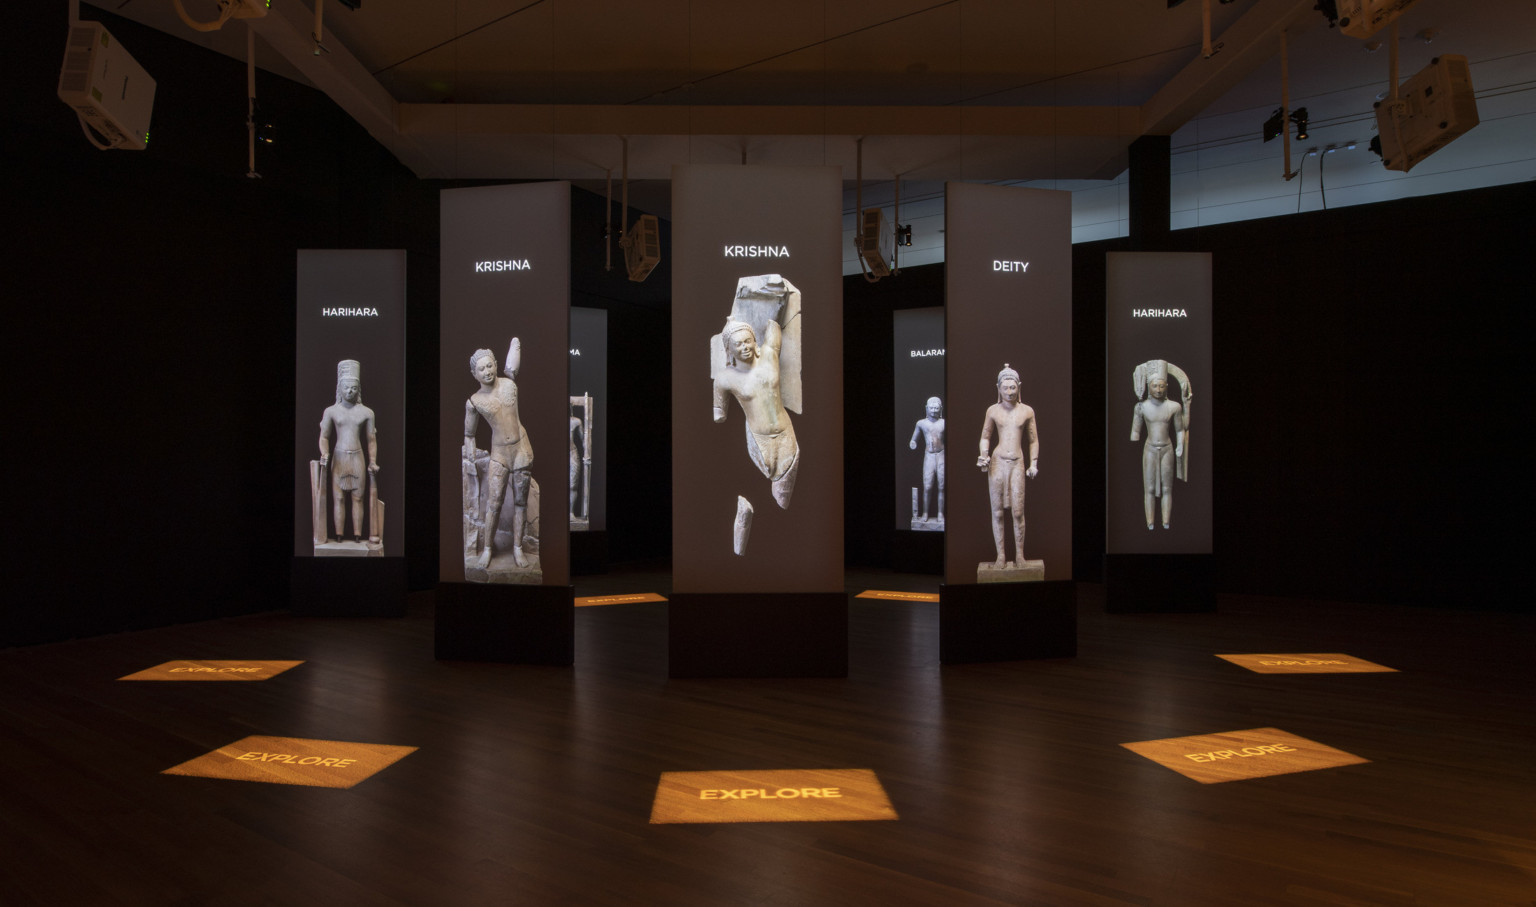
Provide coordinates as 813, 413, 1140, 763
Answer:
1139, 0, 1319, 136
245, 0, 437, 176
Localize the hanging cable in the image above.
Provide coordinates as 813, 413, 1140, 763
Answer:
173, 0, 240, 33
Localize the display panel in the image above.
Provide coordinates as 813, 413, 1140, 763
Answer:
439, 183, 570, 585
1106, 252, 1212, 554
294, 250, 406, 557
893, 308, 946, 531
569, 307, 607, 532
943, 183, 1073, 584
671, 165, 843, 593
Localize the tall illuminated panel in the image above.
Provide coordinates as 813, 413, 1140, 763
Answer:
669, 165, 845, 677
940, 182, 1075, 661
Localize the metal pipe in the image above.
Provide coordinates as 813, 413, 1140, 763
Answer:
1281, 30, 1294, 181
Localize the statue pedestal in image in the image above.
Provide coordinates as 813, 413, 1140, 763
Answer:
311, 359, 384, 557
976, 560, 1043, 583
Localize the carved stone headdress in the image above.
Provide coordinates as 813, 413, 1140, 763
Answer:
335, 359, 362, 404
995, 363, 1020, 403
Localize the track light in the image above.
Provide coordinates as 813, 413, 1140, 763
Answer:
896, 224, 913, 247
1289, 107, 1310, 140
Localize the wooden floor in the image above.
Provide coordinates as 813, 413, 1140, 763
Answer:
2, 568, 1532, 906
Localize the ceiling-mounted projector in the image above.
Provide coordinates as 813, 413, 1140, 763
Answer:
859, 208, 893, 277
58, 22, 155, 150
1335, 0, 1425, 39
1374, 54, 1479, 172
622, 214, 661, 282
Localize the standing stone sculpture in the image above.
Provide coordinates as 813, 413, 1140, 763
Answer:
710, 275, 802, 553
311, 359, 384, 556
569, 394, 592, 531
462, 339, 541, 583
1131, 359, 1191, 530
976, 364, 1042, 582
908, 396, 945, 530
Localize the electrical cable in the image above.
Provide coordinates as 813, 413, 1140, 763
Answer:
1319, 150, 1327, 209
77, 114, 121, 149
173, 0, 238, 33
1295, 152, 1304, 212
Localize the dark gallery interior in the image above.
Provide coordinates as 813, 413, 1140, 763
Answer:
3, 2, 1532, 904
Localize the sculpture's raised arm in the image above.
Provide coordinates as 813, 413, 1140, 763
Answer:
504, 337, 522, 380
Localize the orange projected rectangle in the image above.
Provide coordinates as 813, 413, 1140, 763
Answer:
1121, 728, 1369, 784
162, 736, 416, 789
574, 592, 668, 607
118, 660, 304, 681
649, 768, 898, 824
1215, 653, 1397, 674
855, 590, 940, 602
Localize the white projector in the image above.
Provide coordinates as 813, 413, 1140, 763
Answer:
859, 207, 893, 277
58, 22, 156, 151
1374, 54, 1479, 173
1336, 0, 1425, 39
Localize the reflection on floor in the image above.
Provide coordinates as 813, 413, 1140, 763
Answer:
574, 592, 667, 607
162, 735, 416, 789
1, 565, 1531, 905
1119, 727, 1369, 783
649, 768, 898, 824
1215, 652, 1398, 673
118, 659, 305, 681
856, 589, 941, 602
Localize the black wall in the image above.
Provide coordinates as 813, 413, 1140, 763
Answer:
4, 4, 672, 646
845, 181, 1532, 612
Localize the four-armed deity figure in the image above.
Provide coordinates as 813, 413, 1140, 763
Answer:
977, 364, 1038, 571
1130, 359, 1190, 530
317, 359, 380, 549
465, 339, 534, 569
909, 396, 945, 527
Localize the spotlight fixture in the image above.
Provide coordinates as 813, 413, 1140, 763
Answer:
252, 101, 276, 145
1290, 107, 1310, 140
1263, 107, 1285, 142
896, 224, 913, 247
1315, 0, 1339, 27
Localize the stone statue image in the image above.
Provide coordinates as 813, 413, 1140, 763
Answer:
310, 359, 384, 557
569, 393, 592, 531
976, 364, 1043, 582
908, 396, 945, 531
710, 274, 803, 553
462, 339, 541, 583
1131, 359, 1192, 530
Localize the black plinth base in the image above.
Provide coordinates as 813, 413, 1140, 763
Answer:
1103, 554, 1215, 613
434, 583, 574, 665
669, 592, 848, 678
571, 530, 608, 575
892, 529, 944, 575
939, 581, 1077, 664
290, 557, 408, 618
